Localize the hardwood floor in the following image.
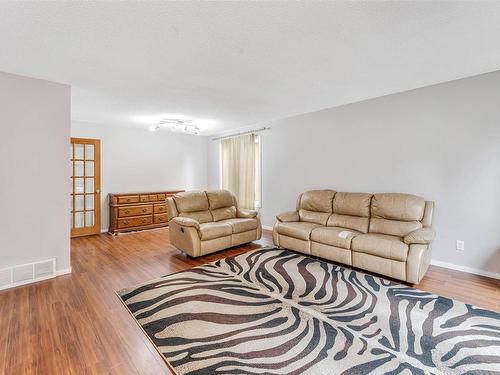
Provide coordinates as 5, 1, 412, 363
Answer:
1, 229, 498, 375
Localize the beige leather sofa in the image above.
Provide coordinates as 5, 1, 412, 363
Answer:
166, 190, 262, 257
273, 190, 435, 284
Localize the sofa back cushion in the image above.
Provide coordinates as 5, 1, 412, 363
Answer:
298, 189, 335, 225
206, 190, 237, 221
369, 193, 425, 236
172, 191, 213, 224
211, 206, 237, 221
328, 192, 372, 232
179, 210, 213, 223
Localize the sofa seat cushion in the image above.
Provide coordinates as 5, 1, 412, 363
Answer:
277, 222, 321, 241
351, 233, 408, 262
220, 218, 258, 234
311, 227, 360, 249
198, 222, 232, 241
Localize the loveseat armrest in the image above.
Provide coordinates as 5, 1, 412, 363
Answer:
404, 228, 435, 245
276, 211, 299, 223
237, 208, 258, 218
172, 217, 200, 230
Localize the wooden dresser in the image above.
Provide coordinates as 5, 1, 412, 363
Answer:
108, 190, 183, 234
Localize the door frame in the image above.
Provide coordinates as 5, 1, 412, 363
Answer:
71, 138, 101, 237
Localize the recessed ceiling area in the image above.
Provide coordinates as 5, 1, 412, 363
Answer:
1, 1, 500, 135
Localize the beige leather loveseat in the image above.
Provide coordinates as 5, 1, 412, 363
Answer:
166, 190, 262, 257
273, 190, 435, 284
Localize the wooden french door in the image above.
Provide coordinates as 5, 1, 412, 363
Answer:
70, 138, 101, 237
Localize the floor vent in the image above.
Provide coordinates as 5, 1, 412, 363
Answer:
34, 260, 55, 278
0, 269, 11, 288
12, 264, 34, 283
0, 258, 56, 291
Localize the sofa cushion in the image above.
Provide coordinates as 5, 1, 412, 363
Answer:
206, 190, 235, 210
351, 233, 408, 262
298, 190, 336, 225
220, 218, 258, 234
329, 196, 371, 230
211, 206, 237, 221
198, 222, 232, 241
299, 190, 336, 213
277, 222, 321, 241
333, 192, 372, 217
369, 218, 422, 237
371, 193, 425, 221
179, 211, 213, 224
369, 193, 425, 237
311, 226, 360, 249
173, 191, 209, 212
327, 214, 369, 233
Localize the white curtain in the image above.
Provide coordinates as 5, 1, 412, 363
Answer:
221, 134, 256, 209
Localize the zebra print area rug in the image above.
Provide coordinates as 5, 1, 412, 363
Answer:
118, 248, 500, 374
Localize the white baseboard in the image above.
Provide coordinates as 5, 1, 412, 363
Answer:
56, 267, 72, 276
0, 273, 56, 291
430, 259, 500, 280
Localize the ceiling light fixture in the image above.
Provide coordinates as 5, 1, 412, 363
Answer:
151, 118, 201, 135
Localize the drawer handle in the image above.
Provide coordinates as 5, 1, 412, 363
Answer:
123, 220, 130, 225
142, 209, 147, 213
124, 210, 130, 214
141, 218, 147, 223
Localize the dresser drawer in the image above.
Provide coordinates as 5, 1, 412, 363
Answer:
140, 195, 150, 202
117, 215, 153, 229
154, 204, 167, 214
118, 205, 153, 218
157, 193, 166, 201
154, 213, 169, 224
117, 195, 140, 204
149, 194, 158, 201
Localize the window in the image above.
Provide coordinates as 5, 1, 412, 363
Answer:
220, 133, 262, 210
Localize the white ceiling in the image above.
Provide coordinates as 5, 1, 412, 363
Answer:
1, 2, 500, 135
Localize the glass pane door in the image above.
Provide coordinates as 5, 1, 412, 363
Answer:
71, 138, 101, 237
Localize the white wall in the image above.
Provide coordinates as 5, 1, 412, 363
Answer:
0, 72, 71, 272
208, 71, 500, 276
71, 122, 208, 231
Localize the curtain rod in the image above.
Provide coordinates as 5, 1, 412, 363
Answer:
211, 126, 270, 141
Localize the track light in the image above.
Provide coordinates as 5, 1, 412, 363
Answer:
152, 118, 200, 135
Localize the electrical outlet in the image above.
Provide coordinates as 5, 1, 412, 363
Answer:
456, 240, 465, 251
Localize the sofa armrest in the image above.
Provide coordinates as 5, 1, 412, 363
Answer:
172, 217, 200, 230
237, 209, 258, 218
276, 211, 299, 223
404, 228, 435, 245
